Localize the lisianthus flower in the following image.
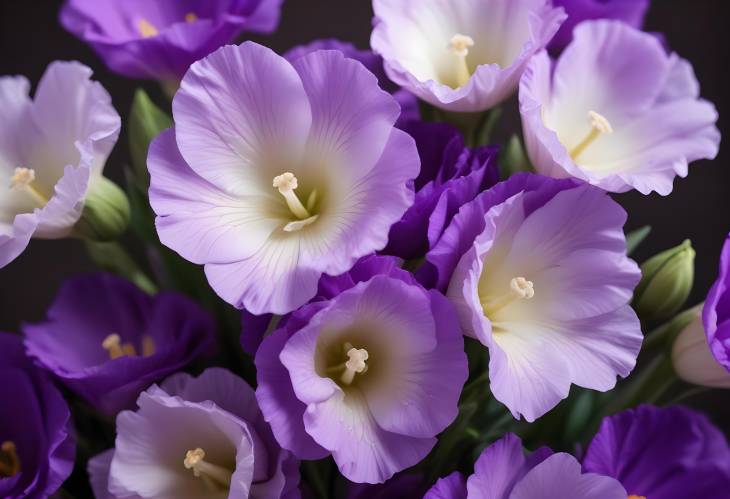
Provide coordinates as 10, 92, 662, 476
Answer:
549, 0, 650, 52
0, 61, 121, 268
424, 433, 626, 499
672, 306, 730, 388
0, 333, 75, 498
424, 173, 642, 421
583, 405, 730, 498
370, 0, 565, 112
60, 0, 283, 84
347, 472, 428, 499
88, 368, 299, 498
24, 273, 216, 415
520, 20, 720, 195
148, 41, 419, 315
255, 274, 467, 483
385, 121, 499, 260
702, 233, 730, 373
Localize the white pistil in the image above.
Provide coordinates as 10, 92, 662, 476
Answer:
0, 441, 21, 478
138, 18, 159, 38
10, 167, 48, 207
273, 172, 316, 229
483, 277, 535, 316
184, 448, 233, 491
327, 342, 369, 385
510, 276, 534, 299
570, 111, 613, 160
101, 333, 155, 360
447, 33, 475, 89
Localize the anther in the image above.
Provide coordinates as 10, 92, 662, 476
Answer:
0, 441, 21, 478
185, 12, 198, 23
570, 111, 613, 160
102, 334, 126, 360
138, 18, 159, 38
273, 172, 313, 222
184, 448, 233, 490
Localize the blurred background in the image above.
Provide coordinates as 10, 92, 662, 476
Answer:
0, 0, 728, 332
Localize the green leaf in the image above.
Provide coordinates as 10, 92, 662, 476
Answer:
626, 225, 652, 255
500, 135, 533, 178
128, 89, 172, 185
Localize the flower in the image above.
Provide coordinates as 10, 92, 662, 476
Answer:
424, 173, 642, 421
88, 368, 299, 498
583, 405, 730, 498
255, 274, 467, 483
60, 0, 283, 84
672, 306, 730, 388
370, 0, 565, 112
0, 61, 121, 268
385, 121, 499, 260
520, 20, 720, 195
703, 233, 730, 373
148, 41, 419, 315
549, 0, 650, 52
23, 273, 216, 415
424, 433, 626, 499
0, 333, 75, 498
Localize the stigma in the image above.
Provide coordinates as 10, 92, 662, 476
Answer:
0, 441, 21, 478
273, 172, 319, 231
481, 277, 535, 318
10, 167, 48, 207
184, 448, 233, 491
447, 33, 475, 89
102, 333, 155, 360
570, 111, 613, 160
510, 277, 534, 299
327, 342, 369, 385
137, 18, 159, 38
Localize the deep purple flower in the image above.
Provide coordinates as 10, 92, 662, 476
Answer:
0, 333, 75, 498
255, 274, 467, 483
520, 20, 720, 195
385, 121, 499, 260
424, 433, 626, 499
0, 61, 120, 268
583, 405, 730, 498
23, 273, 216, 415
148, 41, 419, 315
703, 233, 730, 374
422, 173, 642, 421
60, 0, 283, 83
347, 473, 429, 499
88, 368, 299, 498
371, 0, 565, 112
549, 0, 650, 51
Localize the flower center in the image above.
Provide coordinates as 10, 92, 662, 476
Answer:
481, 277, 535, 319
327, 342, 369, 385
0, 441, 21, 478
447, 33, 475, 88
10, 167, 48, 208
183, 448, 233, 492
628, 496, 646, 499
101, 333, 155, 360
569, 111, 613, 160
137, 12, 197, 38
272, 172, 319, 232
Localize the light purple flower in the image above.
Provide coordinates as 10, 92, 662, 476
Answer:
88, 368, 299, 498
549, 0, 650, 51
60, 0, 283, 83
371, 0, 565, 112
520, 20, 720, 195
672, 306, 730, 388
424, 433, 626, 499
24, 273, 216, 415
0, 61, 120, 268
148, 41, 419, 315
0, 333, 75, 499
424, 173, 642, 421
583, 405, 730, 499
703, 233, 730, 374
255, 275, 467, 483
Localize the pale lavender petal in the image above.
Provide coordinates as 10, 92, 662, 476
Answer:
424, 472, 467, 499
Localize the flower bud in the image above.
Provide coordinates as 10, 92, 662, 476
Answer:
672, 306, 730, 388
635, 240, 695, 322
74, 177, 130, 241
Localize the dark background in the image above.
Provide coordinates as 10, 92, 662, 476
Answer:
0, 0, 728, 331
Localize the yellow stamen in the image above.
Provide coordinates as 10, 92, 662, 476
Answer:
570, 111, 613, 160
142, 335, 156, 357
102, 334, 155, 360
185, 12, 198, 23
10, 167, 48, 207
447, 33, 475, 88
138, 18, 159, 38
102, 334, 125, 360
0, 441, 21, 478
628, 496, 646, 499
184, 448, 232, 491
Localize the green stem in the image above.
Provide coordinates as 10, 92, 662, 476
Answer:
604, 354, 675, 415
85, 241, 157, 294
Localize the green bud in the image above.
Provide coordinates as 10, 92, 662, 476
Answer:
74, 177, 130, 242
635, 240, 695, 322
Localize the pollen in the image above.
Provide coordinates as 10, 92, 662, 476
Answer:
185, 12, 198, 23
0, 441, 21, 478
273, 172, 315, 225
628, 496, 647, 499
101, 333, 156, 360
138, 18, 159, 38
570, 110, 613, 160
184, 447, 233, 491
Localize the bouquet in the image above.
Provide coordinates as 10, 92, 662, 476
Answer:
1, 0, 728, 497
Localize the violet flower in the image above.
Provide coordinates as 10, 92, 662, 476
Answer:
583, 405, 730, 498
423, 173, 642, 421
520, 20, 720, 195
88, 368, 299, 498
0, 61, 121, 268
371, 0, 565, 112
385, 121, 499, 260
255, 274, 467, 483
60, 0, 283, 84
703, 233, 730, 374
24, 273, 216, 415
549, 0, 650, 52
424, 433, 626, 499
148, 42, 419, 315
0, 333, 75, 498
